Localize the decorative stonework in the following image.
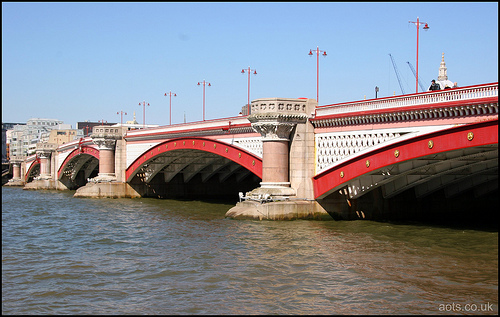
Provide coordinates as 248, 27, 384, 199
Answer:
36, 150, 52, 159
316, 132, 404, 172
228, 137, 263, 157
251, 122, 295, 141
248, 98, 310, 141
92, 138, 118, 150
91, 126, 121, 150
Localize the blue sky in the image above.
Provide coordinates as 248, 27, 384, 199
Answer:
2, 2, 498, 127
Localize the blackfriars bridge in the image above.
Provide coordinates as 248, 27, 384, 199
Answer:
6, 83, 498, 220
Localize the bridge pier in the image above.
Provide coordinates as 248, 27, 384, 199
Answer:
74, 126, 140, 198
4, 157, 25, 187
226, 98, 331, 220
24, 144, 60, 190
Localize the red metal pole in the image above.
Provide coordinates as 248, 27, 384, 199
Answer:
241, 67, 256, 115
247, 68, 250, 113
197, 80, 210, 121
316, 46, 319, 103
309, 46, 326, 103
164, 92, 176, 125
139, 101, 149, 127
416, 17, 419, 94
410, 17, 429, 93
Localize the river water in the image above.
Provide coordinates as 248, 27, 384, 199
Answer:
2, 186, 497, 315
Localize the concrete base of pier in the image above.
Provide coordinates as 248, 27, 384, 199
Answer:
23, 179, 58, 190
74, 182, 141, 198
4, 179, 25, 187
225, 200, 332, 220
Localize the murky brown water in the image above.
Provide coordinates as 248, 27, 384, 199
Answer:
2, 187, 497, 314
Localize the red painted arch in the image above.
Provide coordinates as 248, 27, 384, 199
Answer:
57, 146, 100, 179
313, 119, 498, 199
25, 159, 40, 182
126, 137, 263, 182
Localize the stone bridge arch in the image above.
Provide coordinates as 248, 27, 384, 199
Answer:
126, 137, 263, 199
58, 146, 100, 189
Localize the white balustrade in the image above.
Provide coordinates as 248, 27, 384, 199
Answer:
315, 83, 498, 118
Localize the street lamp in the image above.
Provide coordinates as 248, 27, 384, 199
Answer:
241, 67, 257, 115
409, 17, 430, 93
164, 91, 177, 125
117, 110, 127, 125
375, 86, 379, 99
138, 100, 150, 128
197, 80, 211, 121
308, 46, 327, 104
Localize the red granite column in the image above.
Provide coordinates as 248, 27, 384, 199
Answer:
261, 140, 289, 184
90, 126, 121, 181
12, 162, 21, 179
98, 148, 115, 175
37, 151, 51, 179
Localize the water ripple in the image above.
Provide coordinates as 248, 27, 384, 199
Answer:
2, 187, 498, 315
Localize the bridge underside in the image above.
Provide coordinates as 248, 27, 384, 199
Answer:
315, 120, 498, 225
58, 154, 99, 190
26, 163, 40, 182
318, 144, 498, 223
128, 149, 261, 200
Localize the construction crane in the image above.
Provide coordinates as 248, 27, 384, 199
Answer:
407, 61, 426, 92
389, 54, 405, 95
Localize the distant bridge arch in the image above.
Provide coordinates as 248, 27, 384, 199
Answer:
57, 146, 100, 189
25, 158, 40, 182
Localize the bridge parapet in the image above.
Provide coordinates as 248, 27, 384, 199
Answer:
315, 83, 498, 118
35, 142, 58, 153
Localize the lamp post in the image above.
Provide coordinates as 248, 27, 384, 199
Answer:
164, 91, 177, 125
241, 67, 257, 115
375, 86, 379, 99
408, 17, 429, 93
197, 80, 211, 121
138, 100, 150, 128
308, 46, 327, 104
116, 110, 127, 125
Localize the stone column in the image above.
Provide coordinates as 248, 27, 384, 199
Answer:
91, 126, 122, 182
12, 161, 21, 179
247, 98, 309, 197
5, 156, 26, 186
35, 143, 57, 180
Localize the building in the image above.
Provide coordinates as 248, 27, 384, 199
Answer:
2, 122, 25, 162
47, 126, 83, 145
7, 118, 64, 157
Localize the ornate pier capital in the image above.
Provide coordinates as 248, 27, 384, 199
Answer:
35, 143, 57, 158
248, 98, 310, 141
91, 126, 122, 150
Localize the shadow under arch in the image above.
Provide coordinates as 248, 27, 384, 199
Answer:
57, 146, 100, 189
126, 137, 263, 200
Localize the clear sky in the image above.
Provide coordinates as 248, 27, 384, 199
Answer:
2, 2, 498, 127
